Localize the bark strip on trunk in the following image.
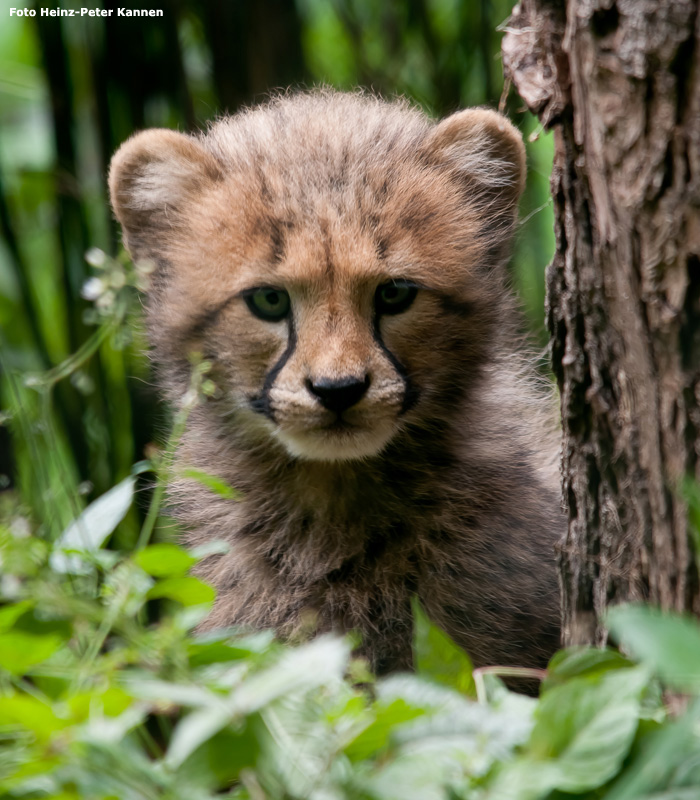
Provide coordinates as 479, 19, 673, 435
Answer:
503, 0, 700, 645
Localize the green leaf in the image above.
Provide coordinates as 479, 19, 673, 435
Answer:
543, 646, 634, 691
50, 476, 135, 574
0, 631, 64, 675
165, 635, 350, 768
134, 543, 197, 577
188, 640, 265, 667
0, 600, 34, 632
489, 668, 649, 799
607, 605, 700, 690
181, 467, 242, 500
228, 634, 351, 715
412, 597, 474, 696
602, 700, 700, 800
68, 686, 133, 721
360, 739, 487, 800
529, 666, 649, 793
125, 677, 225, 709
345, 698, 425, 761
0, 694, 67, 741
147, 576, 216, 606
176, 723, 260, 788
165, 704, 234, 769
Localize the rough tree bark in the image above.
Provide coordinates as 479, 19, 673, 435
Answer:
502, 0, 700, 646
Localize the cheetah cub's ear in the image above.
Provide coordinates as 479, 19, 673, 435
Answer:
425, 109, 526, 256
109, 129, 222, 257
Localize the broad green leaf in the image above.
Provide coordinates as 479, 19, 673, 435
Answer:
165, 704, 234, 769
165, 635, 350, 768
0, 631, 64, 675
68, 687, 133, 721
526, 666, 649, 793
181, 467, 242, 500
134, 543, 197, 577
543, 646, 634, 691
603, 700, 700, 800
228, 634, 351, 715
607, 605, 700, 689
188, 629, 277, 668
50, 476, 135, 574
0, 600, 34, 632
125, 678, 220, 708
360, 739, 486, 800
147, 576, 216, 606
0, 694, 67, 741
176, 723, 260, 788
412, 597, 474, 696
377, 673, 473, 712
345, 698, 425, 761
487, 759, 563, 800
188, 640, 266, 667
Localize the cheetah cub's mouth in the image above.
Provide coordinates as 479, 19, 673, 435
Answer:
242, 281, 420, 462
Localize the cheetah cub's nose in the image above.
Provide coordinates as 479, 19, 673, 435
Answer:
306, 375, 371, 413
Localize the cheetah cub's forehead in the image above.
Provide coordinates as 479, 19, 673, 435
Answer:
109, 92, 526, 461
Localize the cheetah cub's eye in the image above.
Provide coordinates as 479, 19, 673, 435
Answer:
375, 281, 418, 315
244, 288, 291, 322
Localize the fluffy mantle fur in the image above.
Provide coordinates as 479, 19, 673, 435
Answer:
110, 90, 563, 675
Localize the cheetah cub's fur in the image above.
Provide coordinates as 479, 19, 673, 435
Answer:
110, 91, 563, 675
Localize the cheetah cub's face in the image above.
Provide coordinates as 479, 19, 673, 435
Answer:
109, 94, 525, 461
232, 258, 421, 461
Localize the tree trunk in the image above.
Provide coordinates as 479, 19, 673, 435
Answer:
502, 0, 700, 646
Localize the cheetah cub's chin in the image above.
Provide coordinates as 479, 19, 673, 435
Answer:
274, 418, 400, 462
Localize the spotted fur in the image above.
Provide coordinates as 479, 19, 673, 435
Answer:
110, 90, 563, 675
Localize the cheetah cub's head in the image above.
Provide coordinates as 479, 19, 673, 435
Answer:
109, 93, 525, 462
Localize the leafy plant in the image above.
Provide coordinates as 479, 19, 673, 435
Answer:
2, 251, 700, 799
3, 482, 700, 800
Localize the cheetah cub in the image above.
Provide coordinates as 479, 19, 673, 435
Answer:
110, 91, 563, 675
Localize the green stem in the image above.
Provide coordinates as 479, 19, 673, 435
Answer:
28, 321, 115, 390
135, 403, 192, 552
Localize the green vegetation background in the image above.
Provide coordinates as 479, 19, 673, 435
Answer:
7, 5, 700, 799
0, 0, 554, 536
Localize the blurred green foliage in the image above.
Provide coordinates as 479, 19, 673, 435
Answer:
0, 0, 553, 539
2, 499, 700, 798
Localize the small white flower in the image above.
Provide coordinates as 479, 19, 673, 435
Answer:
85, 247, 107, 268
82, 277, 105, 301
